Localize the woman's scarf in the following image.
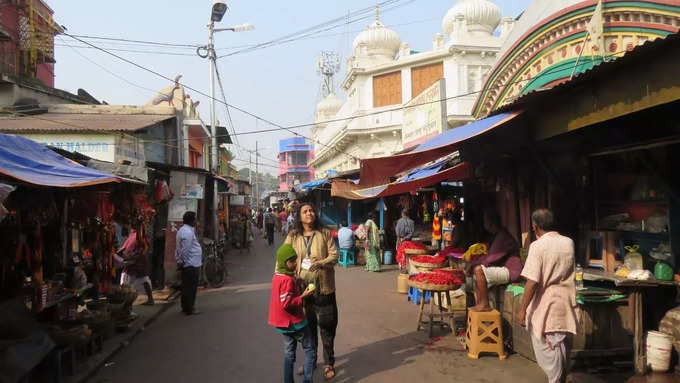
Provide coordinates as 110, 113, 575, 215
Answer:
365, 219, 380, 249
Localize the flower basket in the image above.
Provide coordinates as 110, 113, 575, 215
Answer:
410, 259, 447, 270
405, 248, 428, 255
407, 279, 457, 291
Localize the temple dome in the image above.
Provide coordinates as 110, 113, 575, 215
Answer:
443, 0, 502, 36
352, 18, 401, 58
316, 93, 342, 116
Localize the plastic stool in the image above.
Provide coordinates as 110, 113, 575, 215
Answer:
338, 249, 355, 268
407, 286, 431, 305
465, 309, 506, 360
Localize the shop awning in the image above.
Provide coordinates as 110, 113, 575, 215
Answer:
0, 133, 120, 187
297, 179, 331, 192
332, 162, 470, 200
359, 111, 523, 187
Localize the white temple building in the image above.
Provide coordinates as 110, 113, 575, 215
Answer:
310, 0, 517, 178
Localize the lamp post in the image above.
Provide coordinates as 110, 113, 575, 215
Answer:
205, 0, 253, 242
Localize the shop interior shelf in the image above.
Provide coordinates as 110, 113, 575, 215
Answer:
597, 229, 669, 238
597, 200, 668, 205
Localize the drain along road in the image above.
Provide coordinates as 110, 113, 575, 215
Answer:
90, 228, 545, 383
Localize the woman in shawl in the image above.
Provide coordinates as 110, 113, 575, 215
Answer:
364, 212, 381, 272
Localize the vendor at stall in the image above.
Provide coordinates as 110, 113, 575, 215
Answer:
338, 221, 354, 252
395, 209, 415, 249
465, 210, 521, 312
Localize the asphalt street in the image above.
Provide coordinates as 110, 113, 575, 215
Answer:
89, 227, 547, 383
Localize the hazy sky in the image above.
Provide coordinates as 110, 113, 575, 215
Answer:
53, 0, 531, 175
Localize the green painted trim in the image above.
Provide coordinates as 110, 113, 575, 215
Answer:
491, 27, 670, 110
520, 57, 602, 94
474, 1, 680, 115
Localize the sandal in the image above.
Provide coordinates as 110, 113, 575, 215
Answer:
323, 365, 335, 380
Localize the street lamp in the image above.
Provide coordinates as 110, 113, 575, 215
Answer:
211, 0, 227, 22
204, 1, 254, 244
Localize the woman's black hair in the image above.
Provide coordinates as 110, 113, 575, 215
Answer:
292, 202, 324, 235
367, 212, 376, 221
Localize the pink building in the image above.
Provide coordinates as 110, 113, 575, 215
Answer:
278, 137, 314, 191
0, 0, 61, 87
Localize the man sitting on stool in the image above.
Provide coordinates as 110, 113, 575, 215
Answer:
465, 210, 521, 312
337, 220, 355, 255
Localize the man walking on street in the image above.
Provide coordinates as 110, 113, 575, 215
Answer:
176, 211, 202, 315
264, 208, 275, 246
395, 209, 414, 248
517, 209, 579, 383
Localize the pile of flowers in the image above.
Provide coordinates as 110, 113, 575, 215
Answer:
396, 241, 425, 268
410, 255, 447, 264
409, 272, 463, 286
462, 243, 488, 262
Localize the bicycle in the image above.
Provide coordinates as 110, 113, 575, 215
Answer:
203, 238, 226, 288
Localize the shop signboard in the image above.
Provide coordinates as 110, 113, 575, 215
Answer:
401, 79, 447, 150
181, 184, 204, 199
22, 133, 146, 165
230, 195, 246, 206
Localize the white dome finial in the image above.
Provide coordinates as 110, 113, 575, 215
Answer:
352, 9, 401, 59
443, 0, 502, 37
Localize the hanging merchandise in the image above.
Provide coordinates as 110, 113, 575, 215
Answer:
154, 180, 174, 203
0, 183, 15, 222
422, 195, 431, 223
431, 192, 441, 240
623, 245, 643, 271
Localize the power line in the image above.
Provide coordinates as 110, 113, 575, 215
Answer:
218, 0, 413, 59
54, 31, 622, 162
55, 43, 198, 57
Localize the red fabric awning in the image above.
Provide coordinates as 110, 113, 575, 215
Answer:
359, 111, 522, 187
332, 162, 470, 200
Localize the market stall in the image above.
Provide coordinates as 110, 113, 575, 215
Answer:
0, 134, 132, 380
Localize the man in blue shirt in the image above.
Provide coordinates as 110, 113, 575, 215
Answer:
175, 211, 202, 315
337, 220, 355, 251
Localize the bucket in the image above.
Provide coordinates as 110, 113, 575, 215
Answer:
383, 251, 393, 265
397, 274, 409, 294
646, 330, 673, 372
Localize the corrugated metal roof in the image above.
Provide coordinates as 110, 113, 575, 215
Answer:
0, 113, 175, 132
495, 32, 680, 114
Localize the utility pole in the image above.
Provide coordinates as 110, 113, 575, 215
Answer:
249, 152, 253, 208
255, 140, 259, 210
208, 20, 219, 244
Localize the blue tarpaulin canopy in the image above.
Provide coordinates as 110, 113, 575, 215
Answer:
359, 111, 523, 187
0, 133, 121, 187
297, 179, 330, 192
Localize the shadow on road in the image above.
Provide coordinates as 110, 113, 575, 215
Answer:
332, 332, 425, 382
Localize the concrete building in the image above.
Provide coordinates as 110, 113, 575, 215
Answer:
0, 0, 61, 88
310, 1, 517, 178
278, 137, 315, 191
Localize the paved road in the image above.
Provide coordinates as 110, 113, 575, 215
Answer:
90, 227, 546, 382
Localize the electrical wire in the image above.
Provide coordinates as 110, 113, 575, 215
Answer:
9, 47, 620, 155
54, 43, 198, 57
218, 0, 413, 59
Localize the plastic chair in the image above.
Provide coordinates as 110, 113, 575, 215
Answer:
465, 309, 506, 360
407, 286, 432, 305
338, 248, 355, 268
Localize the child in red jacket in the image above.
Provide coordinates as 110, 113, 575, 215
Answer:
269, 243, 316, 383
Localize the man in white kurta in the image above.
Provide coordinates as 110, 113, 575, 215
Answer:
518, 209, 579, 383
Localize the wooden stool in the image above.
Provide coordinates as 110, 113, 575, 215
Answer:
465, 309, 507, 360
416, 289, 456, 338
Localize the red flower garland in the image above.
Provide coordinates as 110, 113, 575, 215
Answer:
411, 255, 446, 264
